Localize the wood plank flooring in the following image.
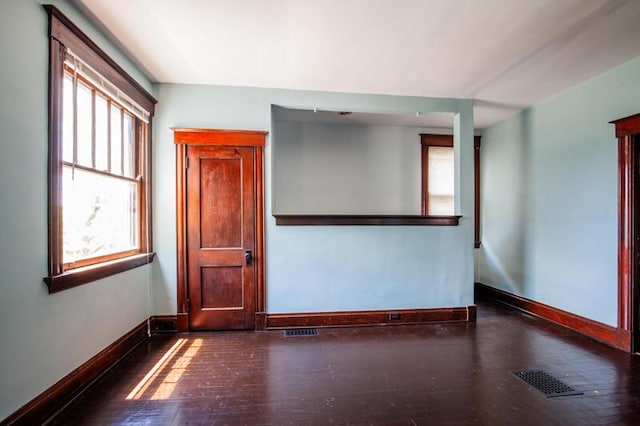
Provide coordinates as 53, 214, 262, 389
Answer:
51, 303, 640, 425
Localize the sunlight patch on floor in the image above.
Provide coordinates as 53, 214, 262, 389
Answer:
126, 338, 187, 400
150, 338, 203, 400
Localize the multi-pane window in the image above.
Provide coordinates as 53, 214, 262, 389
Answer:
45, 5, 156, 292
62, 62, 143, 268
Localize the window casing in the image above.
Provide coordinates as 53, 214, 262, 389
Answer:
44, 5, 156, 293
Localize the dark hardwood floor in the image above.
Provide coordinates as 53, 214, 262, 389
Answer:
51, 303, 640, 425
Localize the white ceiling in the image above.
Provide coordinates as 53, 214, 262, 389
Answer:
71, 0, 640, 129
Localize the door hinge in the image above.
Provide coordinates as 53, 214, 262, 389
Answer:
185, 156, 189, 169
186, 298, 191, 312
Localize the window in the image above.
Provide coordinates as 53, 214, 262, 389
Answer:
421, 134, 455, 215
44, 6, 156, 293
421, 134, 481, 246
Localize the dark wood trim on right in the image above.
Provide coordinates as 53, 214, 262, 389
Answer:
1, 320, 148, 426
266, 306, 475, 329
616, 131, 634, 339
274, 215, 461, 226
475, 283, 629, 350
611, 112, 640, 353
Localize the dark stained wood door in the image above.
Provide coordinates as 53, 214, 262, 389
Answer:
186, 145, 255, 330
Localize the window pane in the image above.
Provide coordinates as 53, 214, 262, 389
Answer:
76, 81, 93, 167
62, 74, 74, 163
95, 94, 109, 171
110, 105, 122, 175
123, 113, 134, 178
62, 166, 138, 264
428, 146, 454, 215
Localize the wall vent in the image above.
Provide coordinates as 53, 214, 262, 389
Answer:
284, 328, 318, 337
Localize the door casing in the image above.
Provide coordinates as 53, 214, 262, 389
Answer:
612, 113, 640, 352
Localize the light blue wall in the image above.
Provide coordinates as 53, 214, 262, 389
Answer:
0, 0, 155, 420
478, 56, 640, 326
152, 84, 475, 315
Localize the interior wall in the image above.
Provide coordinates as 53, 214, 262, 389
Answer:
477, 55, 640, 326
152, 85, 475, 315
0, 0, 155, 420
273, 121, 438, 215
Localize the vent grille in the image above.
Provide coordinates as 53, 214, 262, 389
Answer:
511, 370, 583, 398
284, 328, 318, 337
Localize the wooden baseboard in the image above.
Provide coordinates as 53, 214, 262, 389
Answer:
150, 315, 178, 333
2, 320, 148, 426
475, 283, 630, 351
266, 306, 476, 329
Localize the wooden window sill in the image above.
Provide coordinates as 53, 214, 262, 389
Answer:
44, 252, 156, 294
273, 215, 461, 226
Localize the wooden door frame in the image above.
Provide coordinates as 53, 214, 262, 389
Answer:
173, 128, 267, 331
612, 113, 640, 352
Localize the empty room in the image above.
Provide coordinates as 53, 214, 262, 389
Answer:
3, 0, 640, 424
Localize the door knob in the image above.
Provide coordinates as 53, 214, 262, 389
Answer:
245, 250, 252, 266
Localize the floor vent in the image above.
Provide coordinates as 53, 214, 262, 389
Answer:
284, 328, 318, 337
511, 370, 583, 398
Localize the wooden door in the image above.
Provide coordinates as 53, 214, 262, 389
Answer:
186, 145, 256, 330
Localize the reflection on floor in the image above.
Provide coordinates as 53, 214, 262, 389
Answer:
52, 303, 640, 425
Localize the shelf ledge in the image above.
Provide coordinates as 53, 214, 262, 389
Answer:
273, 215, 461, 226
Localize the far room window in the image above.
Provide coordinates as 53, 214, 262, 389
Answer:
421, 134, 455, 215
420, 134, 482, 246
44, 5, 156, 293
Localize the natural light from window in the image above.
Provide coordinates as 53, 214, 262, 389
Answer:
61, 68, 139, 265
427, 146, 454, 215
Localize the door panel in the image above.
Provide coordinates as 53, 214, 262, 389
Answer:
200, 157, 242, 248
187, 146, 255, 330
201, 266, 243, 309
